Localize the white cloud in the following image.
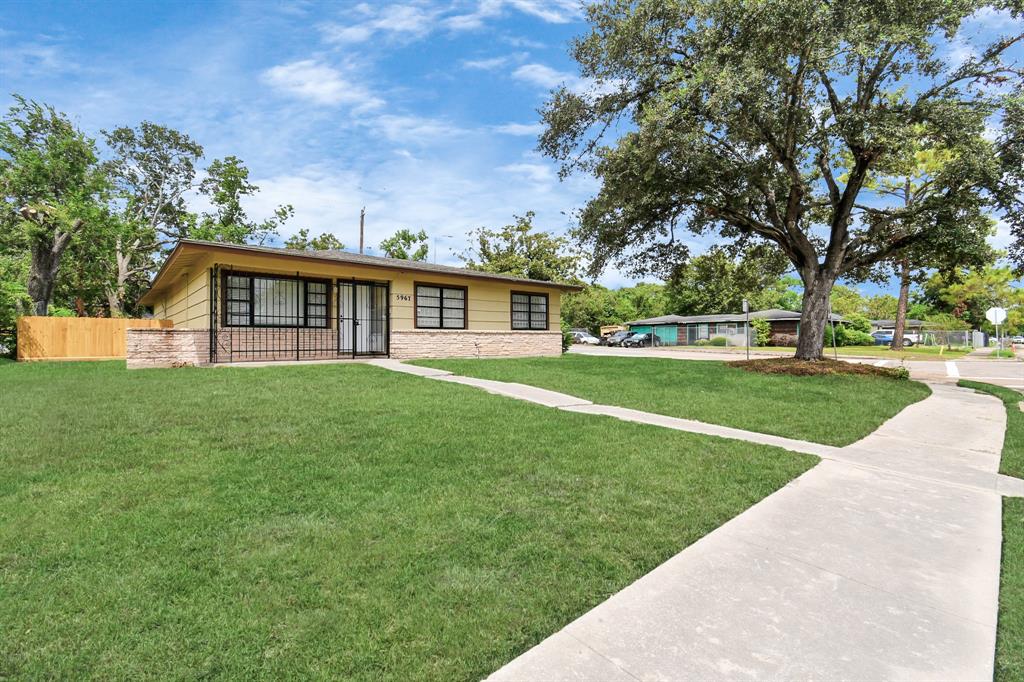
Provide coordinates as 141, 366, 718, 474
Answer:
447, 0, 580, 29
990, 218, 1012, 252
320, 3, 440, 44
500, 34, 547, 49
492, 122, 544, 135
462, 56, 511, 70
261, 59, 384, 109
505, 0, 579, 24
498, 162, 555, 183
512, 62, 579, 89
323, 0, 581, 44
364, 114, 465, 143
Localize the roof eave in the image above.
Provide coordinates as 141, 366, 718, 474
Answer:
138, 240, 582, 306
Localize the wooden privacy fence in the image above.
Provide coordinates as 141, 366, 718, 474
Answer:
16, 317, 173, 361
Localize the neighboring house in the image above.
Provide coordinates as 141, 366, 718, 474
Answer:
131, 239, 578, 367
627, 309, 843, 346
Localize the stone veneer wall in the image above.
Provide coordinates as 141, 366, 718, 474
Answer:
128, 328, 562, 366
126, 328, 210, 369
389, 329, 562, 359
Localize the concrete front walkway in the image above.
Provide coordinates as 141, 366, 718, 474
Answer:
369, 359, 1019, 680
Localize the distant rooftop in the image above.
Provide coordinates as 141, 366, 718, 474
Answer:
628, 309, 843, 326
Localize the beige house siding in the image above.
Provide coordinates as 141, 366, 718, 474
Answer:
152, 268, 211, 329
150, 250, 563, 333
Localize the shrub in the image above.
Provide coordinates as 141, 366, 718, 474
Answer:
695, 339, 711, 346
843, 313, 872, 334
844, 329, 876, 346
825, 324, 875, 347
560, 320, 573, 353
893, 366, 910, 380
773, 333, 799, 347
750, 317, 771, 346
709, 336, 728, 346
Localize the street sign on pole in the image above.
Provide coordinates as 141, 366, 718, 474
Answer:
986, 307, 1008, 351
986, 307, 1007, 325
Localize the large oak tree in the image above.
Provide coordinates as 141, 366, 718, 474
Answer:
540, 0, 1023, 359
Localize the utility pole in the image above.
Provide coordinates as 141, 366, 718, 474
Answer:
359, 207, 365, 255
432, 234, 453, 264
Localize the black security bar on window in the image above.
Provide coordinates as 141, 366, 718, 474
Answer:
511, 292, 548, 330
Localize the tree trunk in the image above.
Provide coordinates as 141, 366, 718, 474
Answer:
22, 209, 79, 316
106, 288, 124, 317
27, 240, 64, 315
890, 259, 911, 351
794, 271, 836, 360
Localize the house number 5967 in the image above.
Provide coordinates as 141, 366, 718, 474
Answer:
395, 293, 412, 302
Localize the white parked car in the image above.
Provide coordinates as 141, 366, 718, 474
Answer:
572, 331, 600, 345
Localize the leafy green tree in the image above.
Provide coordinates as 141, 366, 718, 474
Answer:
748, 276, 803, 312
285, 229, 345, 251
102, 122, 204, 315
828, 285, 866, 317
614, 282, 668, 322
1000, 89, 1024, 272
461, 212, 580, 282
750, 317, 771, 346
193, 156, 290, 245
864, 295, 899, 321
941, 266, 1022, 332
665, 245, 789, 314
562, 284, 619, 332
0, 254, 30, 334
852, 138, 996, 348
540, 0, 1022, 359
379, 228, 428, 260
0, 96, 107, 315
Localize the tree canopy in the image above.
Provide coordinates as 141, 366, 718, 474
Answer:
0, 96, 303, 323
0, 96, 107, 315
665, 245, 790, 314
379, 228, 429, 261
284, 229, 345, 251
541, 0, 1023, 358
461, 211, 580, 282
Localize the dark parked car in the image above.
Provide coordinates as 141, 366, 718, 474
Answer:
604, 330, 635, 347
623, 332, 662, 348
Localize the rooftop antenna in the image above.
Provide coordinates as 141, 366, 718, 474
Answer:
359, 207, 365, 254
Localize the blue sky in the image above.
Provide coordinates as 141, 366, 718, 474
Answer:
0, 0, 1019, 294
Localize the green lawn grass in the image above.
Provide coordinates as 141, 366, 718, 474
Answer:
987, 349, 1018, 359
0, 361, 815, 680
414, 354, 931, 446
957, 381, 1024, 681
722, 345, 970, 360
958, 381, 1024, 479
999, 498, 1024, 682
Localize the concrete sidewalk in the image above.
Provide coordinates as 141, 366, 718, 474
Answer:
487, 383, 1009, 681
369, 359, 1015, 680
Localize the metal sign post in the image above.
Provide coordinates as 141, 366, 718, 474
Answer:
742, 299, 750, 361
987, 307, 1008, 352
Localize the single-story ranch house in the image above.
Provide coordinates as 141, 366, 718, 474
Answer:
131, 239, 578, 368
627, 309, 844, 346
